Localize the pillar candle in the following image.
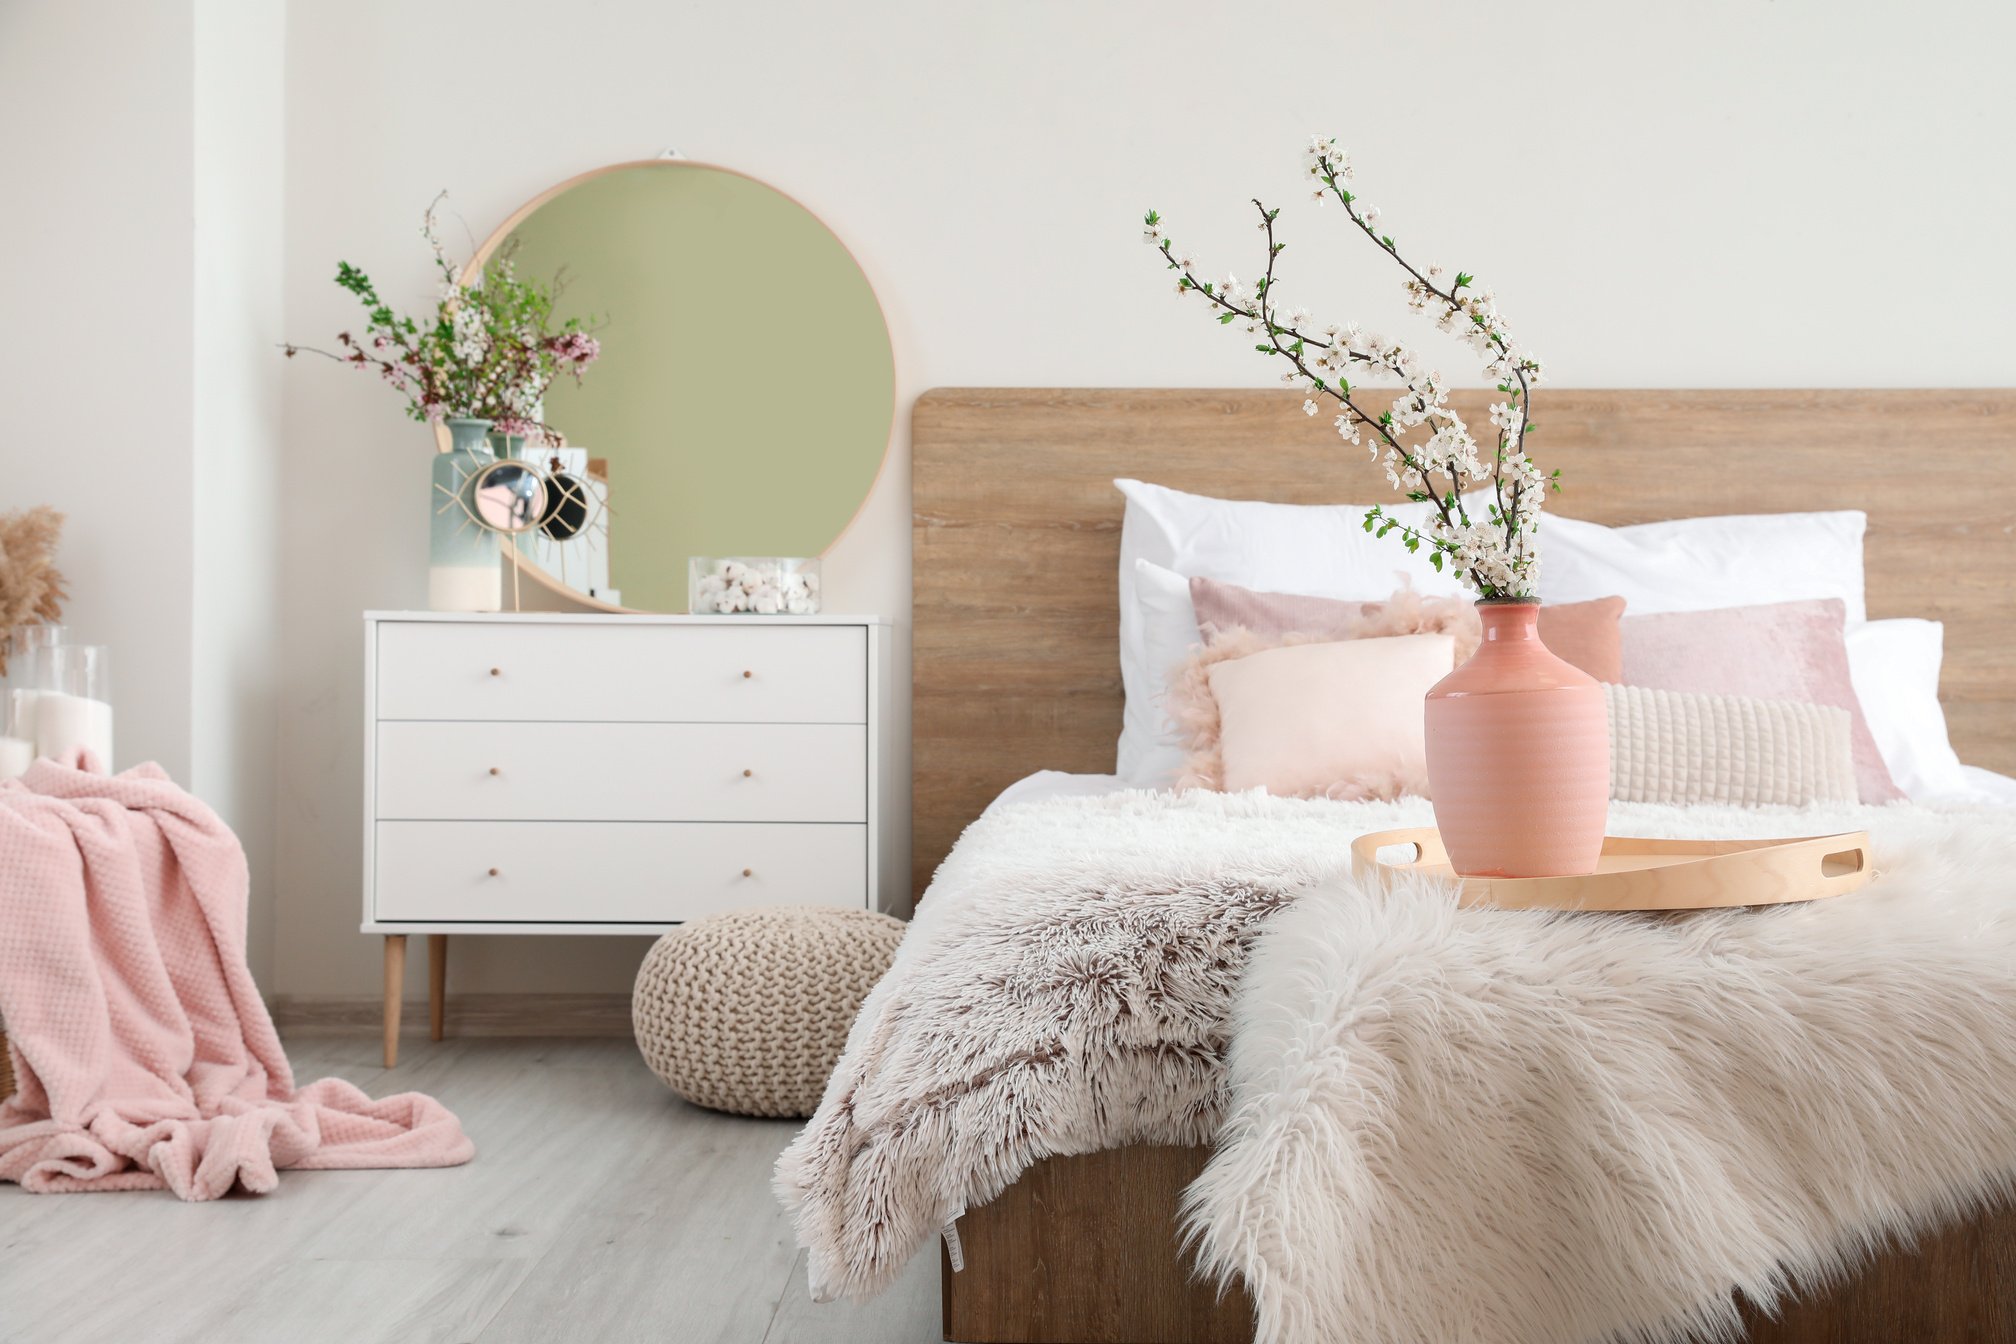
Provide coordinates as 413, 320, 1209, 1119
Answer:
0, 735, 31, 780
35, 692, 113, 771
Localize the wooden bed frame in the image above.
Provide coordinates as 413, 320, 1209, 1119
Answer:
912, 387, 2016, 1344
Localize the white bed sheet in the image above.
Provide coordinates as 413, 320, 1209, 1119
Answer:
983, 769, 1131, 815
1955, 765, 2016, 805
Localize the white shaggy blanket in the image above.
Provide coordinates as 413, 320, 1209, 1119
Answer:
775, 789, 2016, 1342
1189, 798, 2016, 1343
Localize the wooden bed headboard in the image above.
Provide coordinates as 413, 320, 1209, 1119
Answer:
911, 387, 2016, 899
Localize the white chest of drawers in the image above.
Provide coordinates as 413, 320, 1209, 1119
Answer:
362, 611, 898, 1062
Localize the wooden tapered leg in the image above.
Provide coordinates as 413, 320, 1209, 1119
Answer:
428, 934, 448, 1042
382, 934, 407, 1068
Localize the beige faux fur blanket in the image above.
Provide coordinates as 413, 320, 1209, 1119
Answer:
775, 789, 2016, 1343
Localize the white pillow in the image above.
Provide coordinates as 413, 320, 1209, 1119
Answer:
1116, 479, 1466, 782
1538, 511, 1867, 623
1845, 618, 1966, 799
1129, 559, 1206, 784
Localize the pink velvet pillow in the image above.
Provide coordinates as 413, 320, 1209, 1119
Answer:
1188, 575, 1625, 683
1205, 634, 1454, 798
1621, 598, 1902, 803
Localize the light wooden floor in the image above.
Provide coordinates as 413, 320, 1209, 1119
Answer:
0, 1036, 941, 1344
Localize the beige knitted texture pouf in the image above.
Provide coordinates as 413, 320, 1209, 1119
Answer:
633, 905, 905, 1118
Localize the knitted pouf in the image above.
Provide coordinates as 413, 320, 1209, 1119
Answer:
633, 905, 905, 1118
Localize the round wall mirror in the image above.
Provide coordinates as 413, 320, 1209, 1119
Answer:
445, 161, 896, 612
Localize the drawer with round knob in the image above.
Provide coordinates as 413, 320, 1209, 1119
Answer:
374, 620, 866, 724
375, 721, 866, 822
372, 820, 867, 923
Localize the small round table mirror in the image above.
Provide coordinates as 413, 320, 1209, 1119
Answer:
443, 161, 896, 612
470, 460, 548, 534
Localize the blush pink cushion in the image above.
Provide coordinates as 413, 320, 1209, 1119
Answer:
1205, 634, 1455, 798
1189, 576, 1626, 683
1620, 598, 1902, 803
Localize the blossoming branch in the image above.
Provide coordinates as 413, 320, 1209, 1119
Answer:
1144, 137, 1558, 599
284, 193, 602, 444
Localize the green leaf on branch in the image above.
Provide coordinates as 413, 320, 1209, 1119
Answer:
1144, 210, 1161, 225
1455, 272, 1473, 289
1218, 313, 1236, 324
1430, 552, 1444, 572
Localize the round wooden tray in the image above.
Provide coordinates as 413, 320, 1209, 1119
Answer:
1350, 828, 1875, 911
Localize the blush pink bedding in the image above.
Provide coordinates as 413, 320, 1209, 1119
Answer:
1620, 598, 1902, 803
0, 755, 473, 1198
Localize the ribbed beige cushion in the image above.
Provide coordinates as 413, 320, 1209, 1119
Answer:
633, 905, 905, 1118
1606, 683, 1857, 807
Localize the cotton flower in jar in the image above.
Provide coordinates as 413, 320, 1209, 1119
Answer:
693, 573, 729, 613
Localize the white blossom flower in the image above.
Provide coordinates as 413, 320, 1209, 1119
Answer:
1144, 136, 1553, 598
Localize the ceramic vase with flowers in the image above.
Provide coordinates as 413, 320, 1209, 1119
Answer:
1144, 135, 1609, 876
284, 193, 602, 613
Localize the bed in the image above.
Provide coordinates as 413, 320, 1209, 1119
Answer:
873, 387, 2016, 1343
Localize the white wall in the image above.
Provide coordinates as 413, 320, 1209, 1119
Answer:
260, 0, 2002, 998
0, 1, 197, 780
0, 0, 285, 980
193, 0, 287, 982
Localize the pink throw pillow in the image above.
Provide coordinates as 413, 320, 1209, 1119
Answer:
1620, 598, 1902, 803
1206, 635, 1455, 799
1188, 576, 1625, 683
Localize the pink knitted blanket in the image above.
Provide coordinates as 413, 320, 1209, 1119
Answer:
0, 756, 473, 1198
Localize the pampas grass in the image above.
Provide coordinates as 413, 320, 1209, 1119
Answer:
0, 507, 66, 676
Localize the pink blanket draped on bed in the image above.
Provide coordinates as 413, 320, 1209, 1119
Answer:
0, 755, 473, 1198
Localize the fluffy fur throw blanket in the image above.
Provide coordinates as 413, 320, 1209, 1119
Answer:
775, 789, 2016, 1343
1190, 798, 2016, 1343
770, 793, 2016, 1337
776, 788, 1394, 1299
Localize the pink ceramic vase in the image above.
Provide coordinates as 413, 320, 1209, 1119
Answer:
1423, 601, 1609, 877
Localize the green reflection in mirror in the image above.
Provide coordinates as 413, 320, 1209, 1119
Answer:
497, 164, 894, 612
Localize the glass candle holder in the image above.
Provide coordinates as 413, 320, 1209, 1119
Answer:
28, 643, 113, 771
687, 557, 823, 615
2, 625, 64, 772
